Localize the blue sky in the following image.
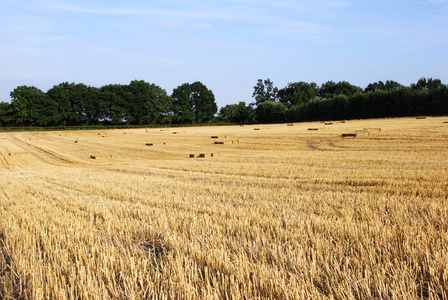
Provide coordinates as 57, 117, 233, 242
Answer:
1, 0, 447, 108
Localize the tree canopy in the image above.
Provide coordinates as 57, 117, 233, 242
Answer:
1, 80, 214, 127
219, 102, 255, 124
1, 77, 447, 127
171, 82, 217, 124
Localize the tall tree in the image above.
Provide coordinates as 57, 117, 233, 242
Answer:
277, 81, 318, 106
252, 79, 278, 105
219, 101, 255, 124
100, 84, 130, 124
318, 81, 362, 99
171, 83, 195, 124
10, 86, 59, 126
0, 102, 12, 126
47, 82, 103, 125
190, 82, 217, 122
123, 80, 172, 124
171, 82, 217, 123
255, 100, 286, 123
410, 77, 443, 92
364, 80, 402, 93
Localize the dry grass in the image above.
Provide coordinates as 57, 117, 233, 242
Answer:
0, 117, 447, 299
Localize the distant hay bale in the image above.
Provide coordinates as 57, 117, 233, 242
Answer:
211, 136, 219, 139
91, 155, 114, 160
214, 141, 224, 144
12, 152, 30, 156
146, 143, 154, 146
308, 128, 318, 131
357, 128, 382, 134
325, 122, 333, 125
74, 141, 78, 143
287, 124, 294, 126
342, 133, 357, 138
190, 153, 214, 158
254, 128, 261, 130
416, 117, 426, 119
444, 121, 448, 124
363, 128, 381, 132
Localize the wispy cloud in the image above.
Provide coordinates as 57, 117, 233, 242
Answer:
39, 2, 176, 16
191, 23, 211, 29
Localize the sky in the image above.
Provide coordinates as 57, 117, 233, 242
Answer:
1, 0, 448, 108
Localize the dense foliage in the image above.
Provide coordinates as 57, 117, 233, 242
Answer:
0, 80, 216, 126
219, 77, 447, 124
1, 77, 447, 126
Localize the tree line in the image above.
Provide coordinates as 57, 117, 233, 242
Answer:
1, 77, 447, 127
219, 77, 448, 124
0, 80, 217, 126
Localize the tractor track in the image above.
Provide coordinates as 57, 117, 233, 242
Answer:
0, 150, 12, 171
9, 135, 77, 166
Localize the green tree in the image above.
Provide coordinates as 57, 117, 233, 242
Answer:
47, 82, 104, 125
10, 86, 59, 126
171, 82, 217, 123
124, 80, 172, 124
277, 81, 318, 107
219, 101, 255, 124
364, 80, 402, 93
252, 79, 278, 105
100, 84, 130, 124
410, 77, 443, 92
0, 102, 12, 126
123, 80, 147, 125
430, 84, 448, 115
255, 101, 286, 123
171, 83, 194, 124
46, 82, 75, 125
318, 81, 362, 99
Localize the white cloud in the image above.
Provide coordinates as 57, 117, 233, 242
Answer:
191, 23, 211, 29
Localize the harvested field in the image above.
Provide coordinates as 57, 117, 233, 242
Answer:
0, 117, 447, 299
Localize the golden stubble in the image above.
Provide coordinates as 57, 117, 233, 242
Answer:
0, 117, 447, 299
